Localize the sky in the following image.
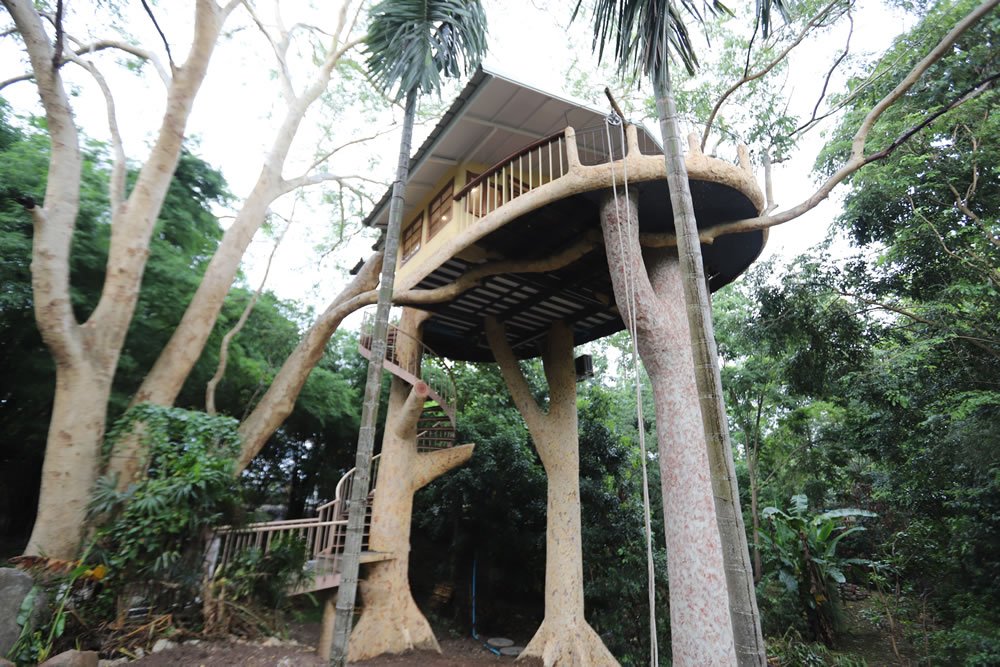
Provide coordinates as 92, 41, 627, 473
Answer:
0, 0, 914, 320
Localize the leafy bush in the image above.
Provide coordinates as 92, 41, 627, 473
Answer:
88, 404, 244, 620
762, 494, 876, 646
927, 608, 1000, 666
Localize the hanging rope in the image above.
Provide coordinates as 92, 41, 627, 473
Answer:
605, 112, 659, 667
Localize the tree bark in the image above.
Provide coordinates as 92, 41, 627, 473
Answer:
235, 252, 382, 469
320, 308, 473, 662
600, 189, 736, 666
653, 60, 766, 665
5, 0, 233, 557
486, 318, 618, 667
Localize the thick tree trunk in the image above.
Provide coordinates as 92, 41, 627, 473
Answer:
319, 308, 473, 662
25, 365, 111, 557
600, 190, 735, 665
5, 0, 232, 557
486, 318, 618, 667
653, 62, 766, 666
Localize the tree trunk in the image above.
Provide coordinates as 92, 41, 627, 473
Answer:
600, 190, 735, 666
748, 453, 762, 585
653, 62, 766, 666
321, 308, 473, 662
486, 318, 618, 667
329, 88, 419, 667
25, 364, 111, 557
5, 0, 232, 557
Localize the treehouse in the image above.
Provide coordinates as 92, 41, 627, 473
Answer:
363, 67, 766, 360
212, 68, 769, 664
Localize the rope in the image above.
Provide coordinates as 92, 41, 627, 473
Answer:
605, 113, 659, 667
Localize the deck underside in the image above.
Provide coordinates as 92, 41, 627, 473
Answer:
411, 178, 763, 361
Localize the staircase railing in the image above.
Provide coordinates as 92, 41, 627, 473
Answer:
211, 454, 381, 591
358, 311, 458, 451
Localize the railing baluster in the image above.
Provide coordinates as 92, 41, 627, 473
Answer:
548, 141, 553, 183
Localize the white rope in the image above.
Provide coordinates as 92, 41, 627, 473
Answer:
605, 113, 659, 667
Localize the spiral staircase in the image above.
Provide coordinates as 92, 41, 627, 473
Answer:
210, 313, 457, 594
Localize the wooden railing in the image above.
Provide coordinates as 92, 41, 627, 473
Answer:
359, 310, 458, 445
210, 455, 381, 592
452, 130, 570, 230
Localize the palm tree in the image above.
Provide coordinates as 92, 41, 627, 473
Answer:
328, 2, 487, 664
576, 1, 789, 664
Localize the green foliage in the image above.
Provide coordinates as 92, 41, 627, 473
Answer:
89, 404, 243, 608
214, 537, 311, 610
6, 553, 103, 665
766, 629, 869, 667
365, 0, 488, 101
573, 0, 731, 78
762, 495, 876, 646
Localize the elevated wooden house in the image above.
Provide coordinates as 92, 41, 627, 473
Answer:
362, 66, 765, 360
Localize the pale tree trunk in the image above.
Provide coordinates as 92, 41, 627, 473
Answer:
329, 88, 419, 667
653, 62, 766, 665
485, 318, 618, 667
235, 252, 382, 469
600, 190, 735, 666
110, 1, 362, 486
328, 308, 473, 662
5, 0, 235, 558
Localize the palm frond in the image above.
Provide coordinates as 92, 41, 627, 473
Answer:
756, 0, 793, 38
573, 0, 732, 78
366, 0, 488, 101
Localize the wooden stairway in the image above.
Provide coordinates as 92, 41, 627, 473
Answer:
357, 310, 458, 451
209, 313, 458, 594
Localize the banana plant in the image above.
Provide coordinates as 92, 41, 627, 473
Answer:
762, 494, 877, 646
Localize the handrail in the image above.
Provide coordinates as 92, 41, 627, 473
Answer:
317, 453, 382, 514
211, 452, 383, 593
359, 310, 457, 423
454, 129, 566, 201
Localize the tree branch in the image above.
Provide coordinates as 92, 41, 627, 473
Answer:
241, 0, 295, 102
62, 53, 126, 210
484, 316, 544, 432
703, 64, 999, 241
72, 39, 170, 86
279, 171, 386, 195
3, 0, 84, 365
235, 252, 384, 469
139, 0, 175, 70
206, 215, 291, 415
701, 0, 846, 150
395, 236, 600, 305
838, 289, 1000, 359
948, 182, 1000, 250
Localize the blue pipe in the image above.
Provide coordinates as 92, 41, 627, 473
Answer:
471, 557, 501, 656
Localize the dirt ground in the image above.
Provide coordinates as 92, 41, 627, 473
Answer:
129, 637, 529, 666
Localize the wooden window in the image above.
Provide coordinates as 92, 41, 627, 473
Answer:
401, 213, 422, 263
427, 180, 454, 238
